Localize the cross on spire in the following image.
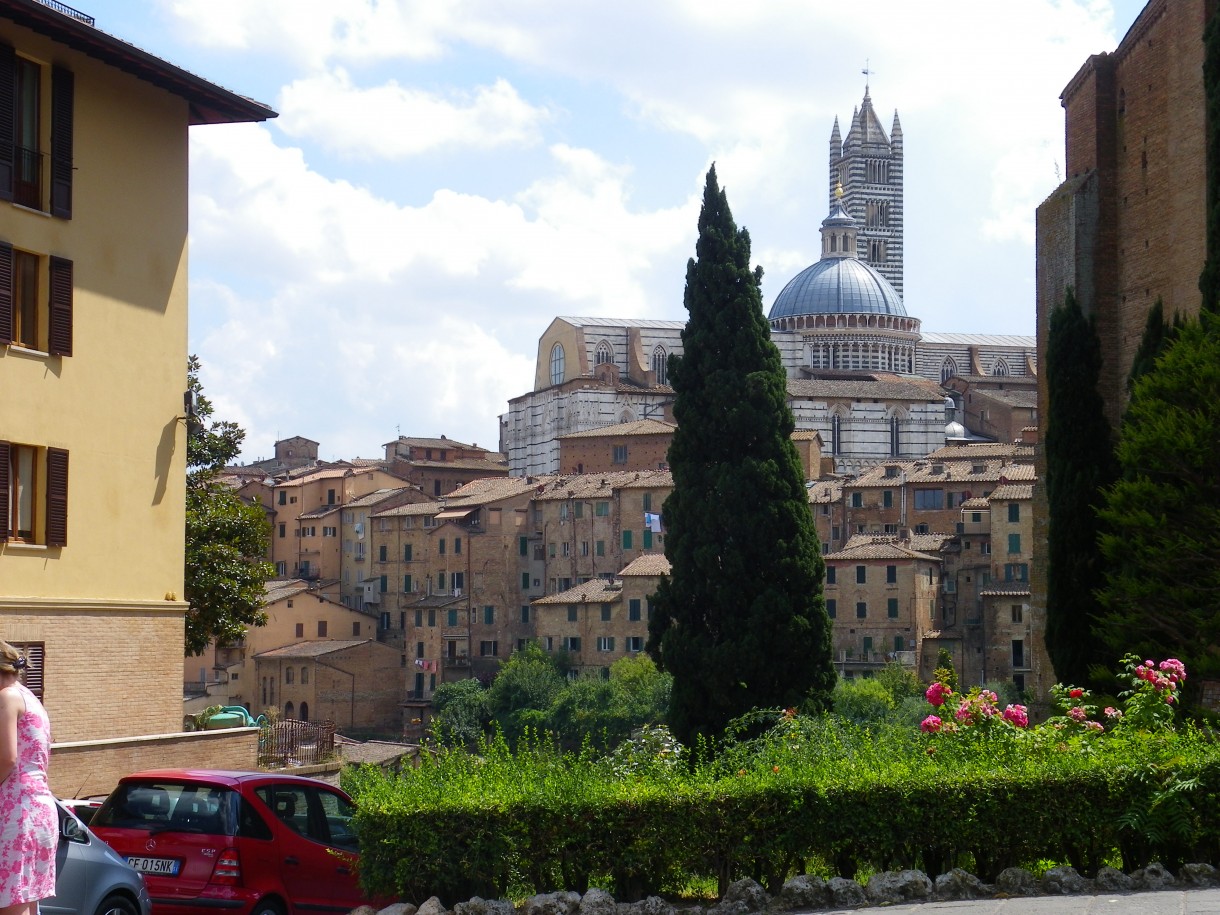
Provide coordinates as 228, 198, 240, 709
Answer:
862, 60, 874, 95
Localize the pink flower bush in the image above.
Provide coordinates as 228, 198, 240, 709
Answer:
1002, 704, 1029, 728
1068, 706, 1087, 723
920, 715, 943, 733
925, 682, 953, 708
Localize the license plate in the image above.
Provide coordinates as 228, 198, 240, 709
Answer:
126, 856, 180, 876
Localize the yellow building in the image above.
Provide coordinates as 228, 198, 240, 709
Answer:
0, 2, 274, 796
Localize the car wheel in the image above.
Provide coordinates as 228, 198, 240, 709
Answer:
94, 894, 138, 915
251, 899, 286, 915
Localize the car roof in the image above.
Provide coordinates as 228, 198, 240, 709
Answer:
117, 769, 337, 789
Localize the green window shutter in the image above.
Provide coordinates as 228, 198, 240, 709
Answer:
887, 598, 898, 618
623, 530, 633, 550
629, 599, 641, 621
596, 540, 604, 556
521, 572, 530, 589
519, 536, 528, 556
379, 575, 387, 593
642, 529, 653, 549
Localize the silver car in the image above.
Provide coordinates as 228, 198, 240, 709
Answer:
44, 800, 152, 915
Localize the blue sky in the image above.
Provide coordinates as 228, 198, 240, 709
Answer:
94, 0, 1149, 462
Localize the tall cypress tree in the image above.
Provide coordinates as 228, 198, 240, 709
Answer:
646, 166, 835, 750
1043, 287, 1116, 684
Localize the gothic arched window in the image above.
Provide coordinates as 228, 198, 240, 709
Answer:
549, 343, 565, 386
595, 341, 613, 366
652, 346, 668, 385
831, 414, 842, 456
890, 415, 901, 457
941, 357, 958, 383
992, 358, 1010, 377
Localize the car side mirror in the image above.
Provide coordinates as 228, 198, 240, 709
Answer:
61, 813, 87, 844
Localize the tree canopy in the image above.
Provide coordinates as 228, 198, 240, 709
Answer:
184, 356, 274, 655
430, 647, 671, 750
1043, 287, 1116, 683
646, 165, 835, 749
1097, 314, 1220, 684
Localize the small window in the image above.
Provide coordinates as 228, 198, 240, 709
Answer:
600, 603, 611, 622
826, 566, 836, 585
851, 492, 863, 508
520, 605, 530, 624
285, 668, 294, 685
856, 565, 866, 584
882, 490, 893, 509
563, 636, 581, 652
622, 530, 633, 550
567, 605, 578, 622
856, 601, 867, 619
826, 599, 836, 619
483, 606, 495, 625
597, 636, 615, 652
595, 502, 610, 516
549, 343, 565, 385
1, 441, 69, 546
612, 445, 628, 464
480, 640, 498, 657
1008, 503, 1020, 523
887, 598, 898, 618
886, 565, 897, 584
1011, 604, 1024, 623
628, 599, 641, 621
1008, 533, 1021, 554
317, 621, 327, 637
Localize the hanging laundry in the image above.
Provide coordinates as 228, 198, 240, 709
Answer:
645, 512, 663, 533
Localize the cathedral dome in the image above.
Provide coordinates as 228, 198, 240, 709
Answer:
769, 256, 907, 319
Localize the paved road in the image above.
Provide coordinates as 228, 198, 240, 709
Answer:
808, 887, 1220, 914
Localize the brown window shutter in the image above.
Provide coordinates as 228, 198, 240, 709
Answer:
0, 242, 11, 346
0, 440, 9, 541
0, 46, 13, 203
45, 447, 67, 547
16, 642, 43, 700
50, 66, 72, 219
48, 256, 71, 356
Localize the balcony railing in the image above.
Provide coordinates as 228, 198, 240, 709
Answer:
444, 655, 471, 668
34, 0, 95, 25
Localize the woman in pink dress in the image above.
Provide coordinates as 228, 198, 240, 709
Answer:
0, 640, 56, 915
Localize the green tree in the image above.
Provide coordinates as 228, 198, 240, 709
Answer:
184, 356, 274, 655
1097, 313, 1220, 683
486, 642, 566, 744
546, 655, 672, 750
431, 678, 489, 745
1044, 287, 1117, 684
646, 165, 835, 749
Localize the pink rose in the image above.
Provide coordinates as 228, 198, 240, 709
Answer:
1002, 704, 1028, 728
921, 715, 942, 733
1068, 707, 1087, 722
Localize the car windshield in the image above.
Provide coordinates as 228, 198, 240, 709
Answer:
92, 781, 239, 837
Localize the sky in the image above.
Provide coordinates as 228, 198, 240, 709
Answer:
95, 0, 1150, 463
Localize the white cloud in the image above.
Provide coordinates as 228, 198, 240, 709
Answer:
278, 72, 551, 159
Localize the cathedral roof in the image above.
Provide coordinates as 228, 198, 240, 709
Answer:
769, 256, 906, 319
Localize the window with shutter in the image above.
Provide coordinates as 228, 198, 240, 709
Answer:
50, 66, 72, 218
11, 642, 43, 699
31, 249, 63, 347
45, 447, 67, 546
0, 45, 15, 201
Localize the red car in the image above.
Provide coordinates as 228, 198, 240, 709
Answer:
89, 770, 378, 915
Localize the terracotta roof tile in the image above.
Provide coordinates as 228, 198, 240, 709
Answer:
621, 554, 671, 576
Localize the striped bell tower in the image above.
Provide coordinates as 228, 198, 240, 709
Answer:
829, 79, 904, 300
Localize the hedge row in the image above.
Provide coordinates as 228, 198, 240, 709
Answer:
342, 723, 1220, 906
